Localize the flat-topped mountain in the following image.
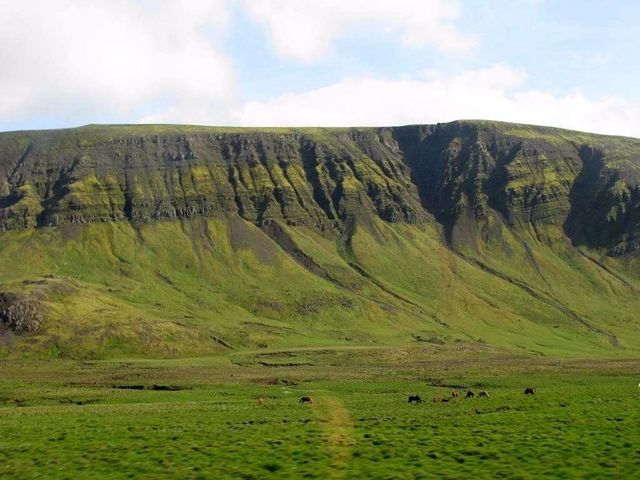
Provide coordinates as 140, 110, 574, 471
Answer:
1, 121, 639, 358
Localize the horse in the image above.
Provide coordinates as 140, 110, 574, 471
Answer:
465, 391, 475, 398
408, 395, 422, 404
524, 387, 536, 395
478, 390, 490, 398
299, 396, 313, 404
451, 391, 459, 398
255, 397, 265, 405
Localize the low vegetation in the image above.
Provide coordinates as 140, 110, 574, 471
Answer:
0, 350, 638, 478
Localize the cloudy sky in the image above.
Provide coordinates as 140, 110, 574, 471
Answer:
1, 0, 639, 136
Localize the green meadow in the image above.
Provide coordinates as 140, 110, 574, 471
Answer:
2, 122, 640, 478
1, 350, 639, 479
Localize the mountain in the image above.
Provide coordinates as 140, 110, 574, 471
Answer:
1, 120, 640, 359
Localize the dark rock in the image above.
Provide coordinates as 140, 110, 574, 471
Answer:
0, 292, 46, 334
0, 121, 639, 255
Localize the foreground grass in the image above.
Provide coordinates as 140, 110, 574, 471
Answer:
1, 352, 639, 479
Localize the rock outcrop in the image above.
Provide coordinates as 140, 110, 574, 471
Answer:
0, 292, 46, 334
1, 121, 639, 255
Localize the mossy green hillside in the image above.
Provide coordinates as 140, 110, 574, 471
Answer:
1, 121, 640, 358
1, 214, 639, 358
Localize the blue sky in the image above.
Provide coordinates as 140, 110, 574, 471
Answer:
230, 1, 639, 102
1, 0, 639, 136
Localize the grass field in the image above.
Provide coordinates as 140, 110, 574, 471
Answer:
1, 348, 639, 479
3, 122, 640, 478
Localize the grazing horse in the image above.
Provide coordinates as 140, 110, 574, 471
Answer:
255, 397, 265, 405
478, 390, 490, 398
408, 395, 422, 404
299, 396, 313, 404
465, 391, 475, 398
524, 387, 536, 395
451, 391, 459, 398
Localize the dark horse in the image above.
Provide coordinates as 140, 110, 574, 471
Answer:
465, 391, 475, 398
299, 396, 313, 404
408, 395, 422, 404
524, 387, 536, 395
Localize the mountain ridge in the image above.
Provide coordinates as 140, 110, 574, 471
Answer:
2, 120, 640, 254
3, 119, 640, 141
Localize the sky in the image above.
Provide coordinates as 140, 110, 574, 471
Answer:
1, 0, 639, 136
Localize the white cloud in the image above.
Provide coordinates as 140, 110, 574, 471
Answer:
1, 2, 638, 138
0, 0, 237, 125
243, 0, 473, 61
231, 65, 640, 138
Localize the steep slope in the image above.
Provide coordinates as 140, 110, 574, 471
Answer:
1, 121, 639, 359
0, 125, 427, 231
394, 121, 640, 255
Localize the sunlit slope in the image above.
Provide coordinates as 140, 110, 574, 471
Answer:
346, 219, 640, 357
0, 217, 450, 358
1, 215, 638, 358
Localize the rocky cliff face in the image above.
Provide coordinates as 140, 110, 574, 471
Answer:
0, 127, 427, 234
1, 121, 640, 255
394, 122, 640, 255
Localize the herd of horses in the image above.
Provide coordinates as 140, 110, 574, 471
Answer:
254, 388, 536, 406
408, 387, 536, 404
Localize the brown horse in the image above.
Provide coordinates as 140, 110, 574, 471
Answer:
478, 390, 490, 398
524, 387, 536, 395
451, 391, 459, 398
299, 396, 313, 404
465, 391, 475, 398
408, 395, 422, 404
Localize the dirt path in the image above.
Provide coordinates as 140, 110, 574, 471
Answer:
315, 394, 356, 479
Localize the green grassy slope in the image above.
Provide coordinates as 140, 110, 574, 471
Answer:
0, 217, 451, 358
0, 214, 638, 358
349, 220, 640, 356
